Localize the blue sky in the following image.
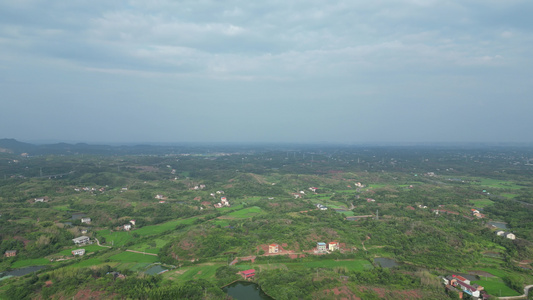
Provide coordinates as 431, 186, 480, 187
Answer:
1, 0, 532, 144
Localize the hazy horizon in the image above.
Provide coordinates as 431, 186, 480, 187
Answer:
1, 1, 533, 144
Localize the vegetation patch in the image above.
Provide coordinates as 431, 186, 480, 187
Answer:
472, 278, 521, 297
108, 251, 159, 263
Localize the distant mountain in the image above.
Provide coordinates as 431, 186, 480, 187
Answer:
0, 139, 201, 156
0, 138, 37, 154
0, 139, 118, 155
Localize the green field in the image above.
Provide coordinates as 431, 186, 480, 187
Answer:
472, 178, 523, 190
286, 259, 372, 271
213, 219, 231, 227
58, 244, 106, 256
52, 205, 70, 211
129, 238, 169, 254
134, 217, 198, 236
472, 278, 521, 297
97, 217, 198, 247
501, 193, 518, 199
11, 258, 52, 268
67, 258, 103, 268
470, 199, 494, 208
225, 206, 262, 219
109, 251, 159, 263
165, 263, 224, 281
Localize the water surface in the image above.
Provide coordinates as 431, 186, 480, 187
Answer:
222, 281, 272, 300
374, 257, 398, 268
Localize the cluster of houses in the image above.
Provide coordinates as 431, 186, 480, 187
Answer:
122, 220, 136, 231
34, 196, 49, 203
471, 209, 485, 219
316, 204, 328, 210
74, 187, 106, 192
496, 230, 516, 240
191, 184, 206, 190
317, 241, 339, 253
443, 274, 488, 299
214, 197, 230, 208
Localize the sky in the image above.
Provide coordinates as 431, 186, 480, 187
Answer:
1, 0, 532, 145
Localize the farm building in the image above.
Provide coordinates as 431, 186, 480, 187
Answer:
240, 269, 255, 279
496, 231, 516, 240
72, 236, 90, 245
269, 244, 279, 253
328, 242, 339, 251
72, 249, 85, 256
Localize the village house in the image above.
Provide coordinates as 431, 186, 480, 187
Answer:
309, 187, 318, 192
72, 236, 90, 245
80, 217, 91, 224
496, 231, 516, 240
240, 269, 255, 279
123, 224, 132, 231
72, 249, 85, 256
443, 275, 487, 299
214, 197, 230, 208
316, 204, 327, 210
4, 250, 17, 257
129, 220, 136, 226
155, 194, 165, 200
269, 244, 279, 254
317, 242, 327, 252
34, 196, 49, 203
328, 242, 339, 251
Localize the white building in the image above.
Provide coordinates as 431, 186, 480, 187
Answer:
72, 249, 85, 256
72, 236, 90, 245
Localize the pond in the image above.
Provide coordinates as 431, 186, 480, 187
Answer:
0, 266, 46, 279
488, 221, 507, 229
374, 257, 398, 268
222, 281, 273, 300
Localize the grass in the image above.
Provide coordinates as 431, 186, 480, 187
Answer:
11, 258, 52, 268
67, 258, 103, 268
501, 193, 518, 199
224, 206, 262, 219
213, 220, 230, 227
97, 217, 198, 247
52, 205, 70, 211
469, 199, 494, 208
479, 268, 509, 278
58, 244, 106, 256
471, 178, 523, 190
165, 263, 223, 281
472, 277, 521, 297
286, 259, 372, 271
133, 217, 198, 236
128, 238, 169, 254
108, 251, 159, 263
